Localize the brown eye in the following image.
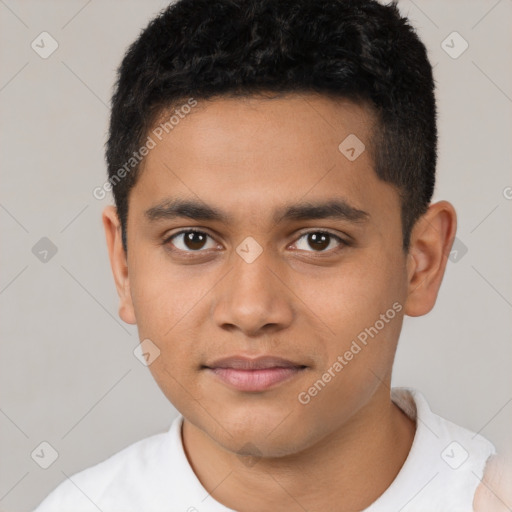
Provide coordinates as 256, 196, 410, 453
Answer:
294, 231, 345, 253
166, 229, 216, 252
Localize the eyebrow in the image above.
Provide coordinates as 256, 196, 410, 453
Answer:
145, 197, 370, 224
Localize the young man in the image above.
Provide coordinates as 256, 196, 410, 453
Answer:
35, 0, 509, 510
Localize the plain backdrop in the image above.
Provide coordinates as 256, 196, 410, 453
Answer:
0, 0, 511, 510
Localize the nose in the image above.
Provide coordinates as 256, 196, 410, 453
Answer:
211, 247, 294, 337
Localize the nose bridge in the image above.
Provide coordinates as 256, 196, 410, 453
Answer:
211, 240, 294, 334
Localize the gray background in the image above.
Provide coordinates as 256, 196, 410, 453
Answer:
0, 1, 511, 510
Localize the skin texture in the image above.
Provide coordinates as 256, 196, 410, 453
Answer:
103, 94, 457, 510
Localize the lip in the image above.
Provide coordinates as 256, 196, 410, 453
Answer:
206, 355, 305, 370
204, 356, 307, 392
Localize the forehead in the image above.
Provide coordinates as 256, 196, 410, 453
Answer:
150, 93, 377, 158
130, 93, 398, 228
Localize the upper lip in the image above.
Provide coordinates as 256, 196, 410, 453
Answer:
204, 356, 306, 370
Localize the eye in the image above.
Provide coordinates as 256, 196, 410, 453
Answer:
163, 228, 347, 255
292, 230, 346, 253
164, 229, 218, 252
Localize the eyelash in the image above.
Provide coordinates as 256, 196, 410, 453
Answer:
162, 228, 348, 256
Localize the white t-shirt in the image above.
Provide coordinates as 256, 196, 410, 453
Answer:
33, 387, 496, 512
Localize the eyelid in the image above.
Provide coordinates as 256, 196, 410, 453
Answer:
163, 227, 348, 253
163, 227, 219, 252
293, 227, 347, 242
290, 228, 347, 253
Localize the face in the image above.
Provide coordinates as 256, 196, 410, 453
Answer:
113, 94, 413, 457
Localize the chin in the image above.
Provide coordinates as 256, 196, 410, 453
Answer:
208, 411, 320, 459
220, 429, 308, 459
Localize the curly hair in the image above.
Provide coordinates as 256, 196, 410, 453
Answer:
106, 0, 437, 251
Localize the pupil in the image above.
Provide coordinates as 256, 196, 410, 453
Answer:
181, 232, 331, 252
185, 231, 206, 250
309, 233, 329, 251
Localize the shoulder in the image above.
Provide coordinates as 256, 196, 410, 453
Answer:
33, 419, 180, 512
407, 387, 496, 466
384, 387, 497, 510
393, 387, 496, 464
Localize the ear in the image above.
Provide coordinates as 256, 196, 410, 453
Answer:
102, 205, 136, 325
404, 200, 457, 317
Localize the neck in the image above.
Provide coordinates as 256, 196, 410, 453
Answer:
182, 386, 416, 511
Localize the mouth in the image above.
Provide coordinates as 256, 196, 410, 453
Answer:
202, 356, 308, 392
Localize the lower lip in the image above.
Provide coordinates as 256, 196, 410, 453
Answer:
207, 367, 305, 392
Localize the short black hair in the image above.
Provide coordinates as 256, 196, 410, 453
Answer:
106, 0, 437, 252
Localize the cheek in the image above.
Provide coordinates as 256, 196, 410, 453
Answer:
294, 250, 406, 341
127, 264, 199, 397
128, 252, 206, 336
143, 323, 205, 422
294, 251, 406, 393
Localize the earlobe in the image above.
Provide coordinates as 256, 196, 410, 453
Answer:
404, 201, 457, 317
102, 205, 137, 325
